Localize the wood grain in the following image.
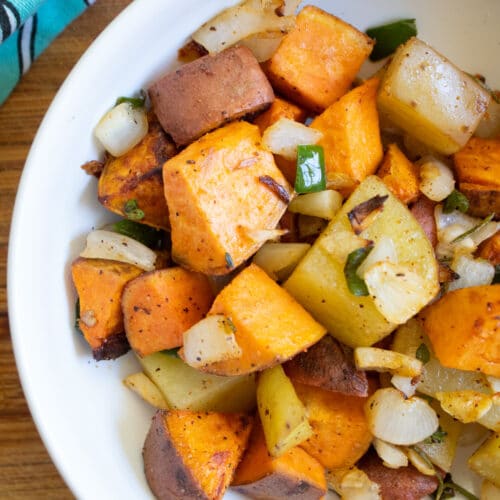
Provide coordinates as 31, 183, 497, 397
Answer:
0, 1, 132, 497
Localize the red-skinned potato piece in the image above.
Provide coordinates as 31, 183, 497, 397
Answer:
71, 257, 143, 361
358, 449, 439, 500
122, 267, 214, 357
410, 195, 438, 247
232, 421, 327, 499
149, 45, 274, 147
143, 410, 253, 500
284, 334, 369, 397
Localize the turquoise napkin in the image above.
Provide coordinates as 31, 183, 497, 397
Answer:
0, 0, 95, 105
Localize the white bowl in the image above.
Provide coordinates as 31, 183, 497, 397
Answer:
8, 0, 500, 498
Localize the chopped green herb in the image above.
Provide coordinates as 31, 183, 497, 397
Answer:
75, 298, 83, 336
424, 426, 447, 444
295, 145, 326, 194
161, 347, 180, 358
123, 199, 145, 221
416, 343, 430, 364
451, 213, 495, 243
344, 245, 374, 296
224, 317, 237, 334
115, 94, 146, 108
112, 219, 164, 248
366, 18, 417, 61
493, 264, 500, 284
443, 190, 469, 214
225, 252, 234, 269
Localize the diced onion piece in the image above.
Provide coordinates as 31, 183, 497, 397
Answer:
246, 228, 288, 244
94, 102, 148, 157
448, 254, 495, 291
238, 31, 283, 62
486, 375, 500, 393
373, 438, 408, 469
192, 0, 295, 54
418, 156, 455, 202
391, 374, 417, 398
354, 347, 422, 377
356, 236, 397, 279
364, 261, 431, 324
327, 467, 381, 500
476, 98, 500, 139
435, 390, 493, 423
365, 388, 439, 445
297, 214, 326, 239
262, 118, 323, 161
123, 372, 168, 409
405, 448, 436, 476
182, 315, 242, 368
288, 190, 342, 220
253, 242, 310, 281
482, 480, 500, 500
80, 229, 157, 271
279, 0, 302, 16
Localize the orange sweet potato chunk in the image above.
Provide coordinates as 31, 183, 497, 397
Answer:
265, 5, 373, 113
122, 267, 214, 357
195, 264, 326, 376
294, 381, 373, 470
71, 257, 143, 360
377, 143, 420, 204
422, 285, 500, 377
232, 422, 326, 499
143, 410, 252, 500
98, 115, 176, 230
253, 97, 307, 134
311, 78, 383, 195
163, 121, 292, 275
476, 231, 500, 265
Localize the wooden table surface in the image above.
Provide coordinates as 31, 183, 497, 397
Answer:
0, 1, 132, 497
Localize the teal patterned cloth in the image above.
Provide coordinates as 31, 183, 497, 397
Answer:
0, 0, 95, 104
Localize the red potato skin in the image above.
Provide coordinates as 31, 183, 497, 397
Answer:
284, 335, 369, 397
358, 450, 439, 500
149, 45, 274, 146
410, 195, 437, 247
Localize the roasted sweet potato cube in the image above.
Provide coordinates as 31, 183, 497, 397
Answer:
377, 143, 420, 204
253, 96, 307, 134
185, 264, 326, 376
284, 335, 369, 397
163, 121, 292, 275
149, 45, 274, 146
453, 137, 500, 188
422, 285, 500, 377
358, 450, 439, 500
71, 257, 143, 360
143, 410, 252, 500
294, 381, 373, 469
311, 78, 383, 195
459, 182, 500, 218
122, 267, 214, 357
265, 5, 373, 113
477, 231, 500, 265
97, 115, 175, 230
232, 422, 326, 499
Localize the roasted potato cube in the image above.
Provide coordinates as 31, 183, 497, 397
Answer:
71, 257, 143, 360
143, 410, 252, 500
265, 5, 373, 113
139, 352, 256, 413
194, 264, 326, 375
123, 372, 168, 409
163, 121, 292, 275
149, 45, 274, 146
284, 176, 439, 348
468, 432, 500, 487
378, 38, 490, 155
257, 365, 312, 457
232, 422, 327, 499
97, 115, 175, 230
